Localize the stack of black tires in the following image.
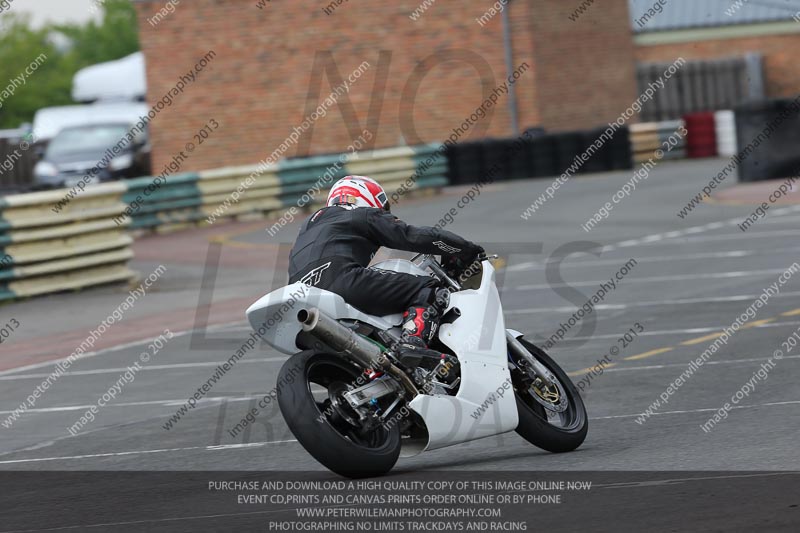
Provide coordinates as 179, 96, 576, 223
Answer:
445, 125, 632, 185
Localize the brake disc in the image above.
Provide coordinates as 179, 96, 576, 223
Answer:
529, 376, 569, 414
512, 358, 569, 413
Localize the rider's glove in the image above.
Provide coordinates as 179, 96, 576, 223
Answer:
443, 245, 484, 279
441, 255, 463, 279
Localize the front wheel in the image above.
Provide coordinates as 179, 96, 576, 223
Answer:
277, 350, 401, 478
509, 338, 588, 453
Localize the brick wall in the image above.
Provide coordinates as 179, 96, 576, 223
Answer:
635, 33, 800, 100
531, 0, 639, 131
134, 0, 636, 172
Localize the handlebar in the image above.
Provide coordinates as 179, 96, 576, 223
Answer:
421, 254, 461, 290
412, 252, 498, 290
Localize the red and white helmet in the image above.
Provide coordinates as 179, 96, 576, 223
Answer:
326, 175, 390, 211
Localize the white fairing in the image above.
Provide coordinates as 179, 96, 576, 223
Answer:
246, 258, 519, 453
408, 260, 518, 451
245, 260, 422, 354
246, 283, 403, 354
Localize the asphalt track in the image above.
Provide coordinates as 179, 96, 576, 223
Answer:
2, 158, 799, 530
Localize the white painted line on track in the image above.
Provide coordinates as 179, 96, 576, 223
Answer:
0, 396, 259, 416
0, 357, 288, 381
516, 268, 792, 290
617, 228, 799, 247
605, 205, 800, 252
3, 400, 799, 465
505, 290, 800, 314
0, 439, 297, 465
507, 204, 800, 272
590, 354, 800, 373
0, 321, 249, 377
507, 249, 755, 272
548, 320, 800, 345
594, 472, 799, 490
593, 400, 800, 420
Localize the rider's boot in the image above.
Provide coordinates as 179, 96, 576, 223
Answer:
401, 305, 439, 348
401, 287, 451, 348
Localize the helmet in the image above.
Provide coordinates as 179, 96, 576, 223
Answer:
326, 175, 390, 211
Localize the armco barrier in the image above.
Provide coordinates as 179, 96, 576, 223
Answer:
629, 120, 686, 163
277, 154, 346, 209
199, 164, 281, 222
0, 183, 135, 301
221, 144, 447, 216
346, 144, 448, 201
114, 143, 448, 229
121, 172, 203, 230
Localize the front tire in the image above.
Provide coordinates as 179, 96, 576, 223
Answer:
277, 350, 401, 478
510, 338, 588, 453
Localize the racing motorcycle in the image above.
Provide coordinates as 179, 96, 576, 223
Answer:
246, 253, 587, 478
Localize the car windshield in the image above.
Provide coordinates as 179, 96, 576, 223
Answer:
46, 125, 130, 157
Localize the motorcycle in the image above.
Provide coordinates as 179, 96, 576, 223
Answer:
246, 253, 587, 478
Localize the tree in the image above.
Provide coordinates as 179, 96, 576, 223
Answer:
0, 14, 68, 129
0, 0, 140, 129
56, 0, 140, 67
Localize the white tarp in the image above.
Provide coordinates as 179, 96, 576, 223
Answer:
71, 52, 146, 102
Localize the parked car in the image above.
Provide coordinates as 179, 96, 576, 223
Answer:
32, 122, 150, 189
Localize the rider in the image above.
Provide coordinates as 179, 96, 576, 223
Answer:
288, 175, 483, 347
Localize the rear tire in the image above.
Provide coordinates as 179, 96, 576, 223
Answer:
511, 338, 588, 453
277, 350, 401, 478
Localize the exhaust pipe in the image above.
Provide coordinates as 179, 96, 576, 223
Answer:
298, 308, 419, 397
298, 308, 384, 370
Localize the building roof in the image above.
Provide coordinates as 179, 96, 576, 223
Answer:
629, 0, 800, 33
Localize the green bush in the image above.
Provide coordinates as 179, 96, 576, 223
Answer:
0, 0, 140, 129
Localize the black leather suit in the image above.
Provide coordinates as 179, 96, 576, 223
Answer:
288, 206, 481, 316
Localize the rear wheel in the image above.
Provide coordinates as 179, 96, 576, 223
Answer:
277, 350, 401, 478
509, 338, 588, 453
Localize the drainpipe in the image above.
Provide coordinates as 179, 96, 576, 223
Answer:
501, 0, 519, 135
